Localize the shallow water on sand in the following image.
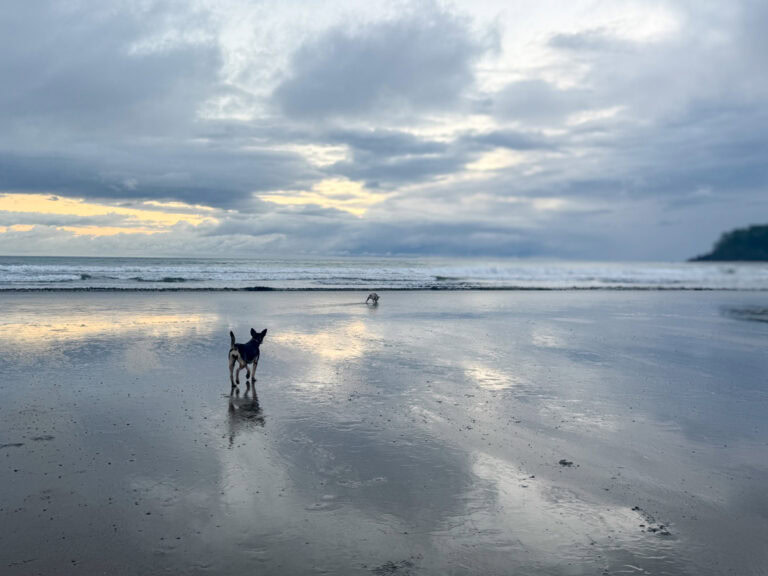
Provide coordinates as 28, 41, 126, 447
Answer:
1, 291, 767, 575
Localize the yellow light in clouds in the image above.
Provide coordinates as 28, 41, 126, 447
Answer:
258, 144, 349, 167
57, 226, 165, 237
0, 193, 217, 236
0, 224, 35, 233
567, 106, 624, 126
142, 200, 217, 212
467, 148, 527, 172
532, 198, 567, 211
260, 178, 389, 216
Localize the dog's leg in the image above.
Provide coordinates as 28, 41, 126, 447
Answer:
229, 353, 237, 390
251, 356, 259, 383
235, 360, 246, 385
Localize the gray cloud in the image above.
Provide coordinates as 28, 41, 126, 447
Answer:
328, 221, 561, 257
0, 147, 318, 208
328, 150, 469, 187
0, 1, 221, 137
492, 80, 591, 125
463, 129, 556, 151
205, 208, 585, 258
548, 28, 635, 53
326, 129, 449, 157
0, 211, 134, 229
272, 6, 492, 118
316, 127, 555, 189
0, 1, 324, 208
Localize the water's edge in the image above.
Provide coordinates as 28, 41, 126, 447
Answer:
1, 286, 766, 292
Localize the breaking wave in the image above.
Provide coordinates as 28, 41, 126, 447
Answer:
0, 256, 767, 291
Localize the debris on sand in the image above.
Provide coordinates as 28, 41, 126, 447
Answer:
631, 505, 672, 537
558, 459, 574, 467
32, 435, 55, 442
0, 442, 25, 449
371, 556, 420, 575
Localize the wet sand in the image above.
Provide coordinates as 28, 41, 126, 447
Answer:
1, 291, 767, 575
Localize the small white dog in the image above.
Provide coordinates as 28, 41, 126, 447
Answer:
366, 292, 379, 304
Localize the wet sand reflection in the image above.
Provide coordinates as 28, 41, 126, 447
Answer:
0, 291, 767, 575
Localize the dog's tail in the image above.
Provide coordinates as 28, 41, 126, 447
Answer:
229, 330, 236, 350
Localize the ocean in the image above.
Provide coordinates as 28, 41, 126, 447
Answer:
0, 255, 767, 290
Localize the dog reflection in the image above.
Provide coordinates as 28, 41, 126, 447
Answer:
227, 389, 265, 448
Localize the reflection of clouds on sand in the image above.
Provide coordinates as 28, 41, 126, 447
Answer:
408, 404, 447, 425
462, 361, 526, 391
271, 320, 371, 362
123, 340, 164, 371
530, 325, 565, 348
435, 451, 678, 569
539, 401, 620, 432
0, 300, 220, 372
213, 418, 430, 572
0, 311, 217, 346
2, 291, 766, 574
270, 320, 382, 393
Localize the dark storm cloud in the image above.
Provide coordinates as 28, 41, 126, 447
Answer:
0, 147, 318, 209
272, 6, 492, 118
0, 154, 105, 198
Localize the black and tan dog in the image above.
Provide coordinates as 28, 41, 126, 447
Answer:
229, 328, 267, 391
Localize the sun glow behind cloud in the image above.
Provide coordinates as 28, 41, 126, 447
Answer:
259, 179, 390, 216
467, 148, 528, 172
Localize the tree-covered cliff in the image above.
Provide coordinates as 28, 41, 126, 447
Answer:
691, 225, 768, 261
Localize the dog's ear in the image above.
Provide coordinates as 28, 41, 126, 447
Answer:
260, 328, 267, 338
250, 328, 257, 338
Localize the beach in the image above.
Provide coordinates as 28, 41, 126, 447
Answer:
1, 290, 767, 575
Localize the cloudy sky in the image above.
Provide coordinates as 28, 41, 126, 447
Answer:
0, 0, 765, 259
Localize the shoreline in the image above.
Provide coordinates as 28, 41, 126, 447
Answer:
1, 285, 767, 292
